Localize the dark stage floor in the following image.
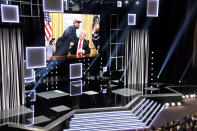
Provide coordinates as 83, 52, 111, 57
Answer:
1, 79, 197, 130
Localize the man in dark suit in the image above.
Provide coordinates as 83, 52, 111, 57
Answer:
70, 30, 90, 55
55, 19, 81, 56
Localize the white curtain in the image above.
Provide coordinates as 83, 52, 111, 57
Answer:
124, 30, 149, 87
0, 28, 25, 111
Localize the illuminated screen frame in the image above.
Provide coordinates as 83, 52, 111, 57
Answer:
26, 47, 46, 69
128, 14, 136, 25
147, 0, 159, 17
1, 4, 19, 23
70, 80, 82, 96
43, 0, 64, 13
117, 1, 122, 7
70, 63, 82, 79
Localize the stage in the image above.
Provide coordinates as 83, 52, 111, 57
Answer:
1, 78, 196, 130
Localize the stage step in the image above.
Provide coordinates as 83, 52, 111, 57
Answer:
64, 98, 165, 131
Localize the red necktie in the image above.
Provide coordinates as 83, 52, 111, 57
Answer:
78, 40, 82, 56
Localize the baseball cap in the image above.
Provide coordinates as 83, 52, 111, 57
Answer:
73, 19, 81, 24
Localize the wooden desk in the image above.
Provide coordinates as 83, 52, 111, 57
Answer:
47, 54, 99, 60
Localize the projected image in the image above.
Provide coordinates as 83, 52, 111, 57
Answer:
44, 13, 100, 59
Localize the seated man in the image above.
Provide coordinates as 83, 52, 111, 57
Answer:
70, 30, 90, 55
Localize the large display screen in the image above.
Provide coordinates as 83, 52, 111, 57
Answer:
44, 13, 100, 59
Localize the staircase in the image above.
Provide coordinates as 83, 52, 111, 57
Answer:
64, 98, 165, 131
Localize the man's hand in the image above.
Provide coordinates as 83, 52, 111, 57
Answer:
70, 42, 74, 47
78, 49, 85, 54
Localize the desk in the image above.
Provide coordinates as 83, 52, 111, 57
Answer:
44, 54, 100, 82
47, 54, 99, 60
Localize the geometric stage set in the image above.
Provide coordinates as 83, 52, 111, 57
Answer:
1, 0, 197, 131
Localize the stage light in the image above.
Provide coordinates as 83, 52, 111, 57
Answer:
128, 14, 136, 25
25, 90, 36, 102
147, 0, 159, 17
177, 102, 181, 106
136, 1, 140, 5
190, 94, 195, 98
1, 4, 19, 23
182, 95, 185, 99
117, 1, 122, 7
125, 0, 129, 4
186, 95, 189, 98
70, 63, 82, 79
165, 103, 169, 107
171, 102, 175, 106
26, 47, 46, 69
43, 0, 63, 12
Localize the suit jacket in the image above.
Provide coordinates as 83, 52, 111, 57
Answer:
55, 25, 78, 56
70, 39, 90, 55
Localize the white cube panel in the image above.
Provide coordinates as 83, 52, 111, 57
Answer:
147, 0, 159, 17
70, 80, 82, 96
128, 14, 136, 25
24, 61, 34, 79
117, 1, 122, 7
26, 47, 46, 69
43, 0, 63, 12
25, 71, 35, 83
70, 63, 82, 79
1, 4, 19, 23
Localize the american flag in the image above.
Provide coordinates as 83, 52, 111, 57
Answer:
44, 12, 52, 43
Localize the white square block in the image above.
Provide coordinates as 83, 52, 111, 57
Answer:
26, 47, 46, 69
25, 71, 36, 83
1, 4, 19, 23
117, 1, 122, 7
147, 0, 159, 17
24, 61, 34, 79
43, 0, 63, 12
128, 14, 136, 25
70, 80, 82, 96
70, 63, 82, 79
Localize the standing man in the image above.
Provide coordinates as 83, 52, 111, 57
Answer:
70, 30, 90, 55
55, 19, 81, 56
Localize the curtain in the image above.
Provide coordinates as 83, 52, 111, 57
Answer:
124, 30, 149, 87
0, 28, 25, 111
82, 15, 97, 54
50, 13, 64, 44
